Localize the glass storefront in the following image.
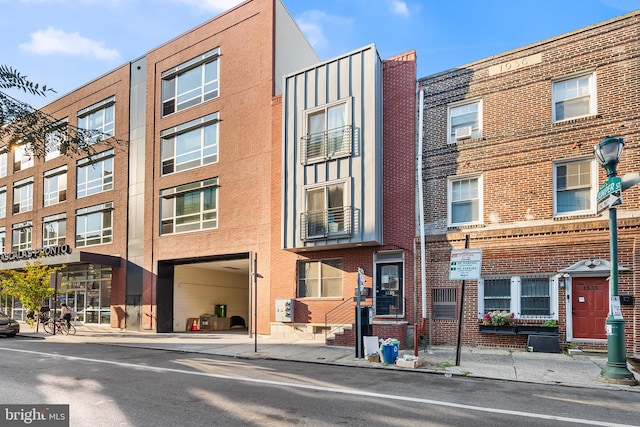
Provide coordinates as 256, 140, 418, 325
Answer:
1, 264, 112, 324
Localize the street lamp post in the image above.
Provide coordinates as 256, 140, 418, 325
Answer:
593, 136, 638, 385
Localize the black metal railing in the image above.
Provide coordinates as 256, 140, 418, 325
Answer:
300, 125, 352, 164
300, 206, 352, 240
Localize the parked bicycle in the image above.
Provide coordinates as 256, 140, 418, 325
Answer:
42, 316, 76, 336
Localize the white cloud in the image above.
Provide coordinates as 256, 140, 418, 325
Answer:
19, 27, 119, 61
296, 10, 354, 52
388, 0, 409, 17
174, 0, 245, 14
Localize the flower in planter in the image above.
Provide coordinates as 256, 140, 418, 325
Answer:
482, 310, 515, 326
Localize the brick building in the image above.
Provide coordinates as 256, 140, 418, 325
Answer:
418, 11, 640, 354
1, 0, 417, 345
0, 0, 320, 332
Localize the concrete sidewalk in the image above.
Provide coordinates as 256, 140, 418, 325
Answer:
17, 324, 640, 392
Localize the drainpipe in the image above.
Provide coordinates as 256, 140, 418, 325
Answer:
417, 86, 426, 323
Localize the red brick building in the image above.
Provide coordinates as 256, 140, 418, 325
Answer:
418, 11, 640, 355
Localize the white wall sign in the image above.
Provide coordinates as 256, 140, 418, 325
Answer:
449, 249, 482, 280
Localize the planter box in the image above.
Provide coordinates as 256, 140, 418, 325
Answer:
517, 325, 559, 336
479, 325, 516, 334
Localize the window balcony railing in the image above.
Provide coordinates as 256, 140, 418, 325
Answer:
300, 206, 352, 240
300, 125, 352, 164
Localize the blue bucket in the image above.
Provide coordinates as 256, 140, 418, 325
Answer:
382, 344, 398, 364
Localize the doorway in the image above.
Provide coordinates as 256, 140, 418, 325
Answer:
571, 277, 608, 340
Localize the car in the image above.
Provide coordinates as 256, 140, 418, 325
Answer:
0, 311, 20, 337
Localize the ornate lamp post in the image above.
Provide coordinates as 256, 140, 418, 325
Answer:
593, 136, 637, 385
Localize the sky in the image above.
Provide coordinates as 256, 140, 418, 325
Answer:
2, 0, 640, 108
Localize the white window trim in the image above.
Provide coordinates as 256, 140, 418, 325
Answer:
478, 276, 558, 320
551, 71, 597, 123
160, 178, 219, 235
447, 98, 483, 144
552, 157, 597, 217
447, 174, 483, 227
302, 98, 353, 164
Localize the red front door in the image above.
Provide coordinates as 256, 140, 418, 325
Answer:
572, 277, 608, 339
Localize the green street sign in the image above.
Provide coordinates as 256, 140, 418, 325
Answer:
597, 176, 622, 202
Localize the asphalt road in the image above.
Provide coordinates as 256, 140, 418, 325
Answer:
0, 338, 638, 427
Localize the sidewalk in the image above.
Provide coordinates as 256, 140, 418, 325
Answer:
17, 324, 640, 392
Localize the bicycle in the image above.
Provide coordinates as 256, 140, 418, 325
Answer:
42, 317, 76, 335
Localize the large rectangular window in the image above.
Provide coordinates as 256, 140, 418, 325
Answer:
13, 177, 33, 214
0, 153, 7, 178
11, 221, 32, 251
13, 145, 33, 172
78, 97, 115, 144
301, 100, 352, 164
45, 119, 68, 161
0, 227, 5, 252
76, 150, 114, 198
297, 259, 343, 298
75, 203, 113, 247
0, 186, 5, 219
552, 72, 596, 122
43, 166, 67, 206
160, 113, 219, 175
448, 175, 482, 226
302, 182, 350, 240
479, 276, 556, 320
43, 213, 66, 247
161, 48, 220, 116
554, 159, 595, 216
160, 178, 218, 235
448, 100, 482, 143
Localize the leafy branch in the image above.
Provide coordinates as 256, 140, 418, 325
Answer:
0, 65, 121, 160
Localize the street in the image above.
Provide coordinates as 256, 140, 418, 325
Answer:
0, 338, 638, 427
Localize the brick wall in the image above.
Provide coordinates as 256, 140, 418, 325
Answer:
417, 11, 640, 353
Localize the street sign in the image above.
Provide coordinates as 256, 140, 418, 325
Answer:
597, 192, 623, 213
597, 177, 622, 202
449, 248, 482, 280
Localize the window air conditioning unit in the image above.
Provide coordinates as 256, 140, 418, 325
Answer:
454, 126, 472, 140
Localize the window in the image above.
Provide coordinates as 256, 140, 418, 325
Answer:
13, 145, 33, 172
448, 100, 482, 143
13, 177, 33, 214
160, 178, 218, 235
479, 276, 556, 320
520, 277, 551, 317
302, 182, 350, 239
11, 221, 32, 251
161, 48, 220, 116
43, 213, 66, 247
297, 258, 343, 298
552, 72, 596, 122
554, 159, 595, 216
0, 227, 5, 253
76, 150, 114, 198
448, 175, 482, 226
301, 100, 352, 164
0, 186, 5, 219
0, 153, 7, 178
43, 166, 67, 206
433, 288, 457, 319
45, 120, 68, 161
160, 113, 219, 175
78, 97, 115, 144
75, 203, 113, 247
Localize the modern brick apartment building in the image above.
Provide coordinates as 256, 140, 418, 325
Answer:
1, 0, 417, 344
0, 0, 320, 333
418, 11, 640, 354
